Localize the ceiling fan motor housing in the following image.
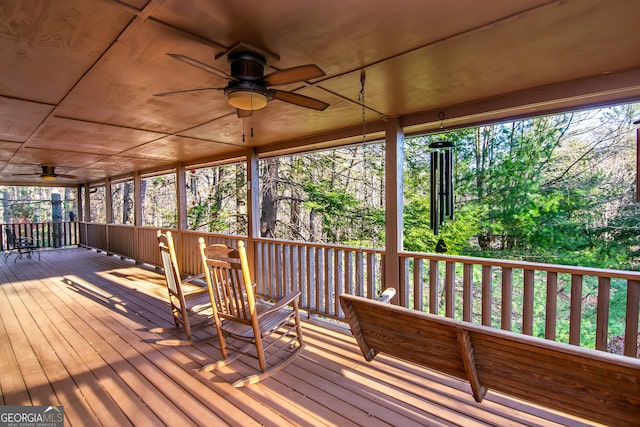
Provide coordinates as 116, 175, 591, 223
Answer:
228, 51, 266, 81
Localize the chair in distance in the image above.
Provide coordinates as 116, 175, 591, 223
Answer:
4, 227, 40, 262
198, 238, 305, 387
151, 230, 214, 345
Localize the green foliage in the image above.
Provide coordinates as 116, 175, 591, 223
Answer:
302, 179, 384, 245
403, 198, 483, 254
9, 202, 34, 220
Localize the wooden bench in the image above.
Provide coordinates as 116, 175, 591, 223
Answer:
340, 292, 640, 426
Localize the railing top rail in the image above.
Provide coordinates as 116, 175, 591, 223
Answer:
180, 230, 245, 239
254, 236, 385, 254
401, 250, 640, 280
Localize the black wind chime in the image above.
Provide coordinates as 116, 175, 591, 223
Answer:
429, 140, 454, 252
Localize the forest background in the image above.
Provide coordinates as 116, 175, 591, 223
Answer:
1, 103, 639, 273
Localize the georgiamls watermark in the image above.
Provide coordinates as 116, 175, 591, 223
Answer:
0, 406, 64, 427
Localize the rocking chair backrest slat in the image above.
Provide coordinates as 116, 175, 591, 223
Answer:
157, 231, 183, 299
201, 243, 254, 324
160, 248, 179, 294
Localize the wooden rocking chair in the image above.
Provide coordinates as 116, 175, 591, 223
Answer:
151, 230, 214, 345
198, 238, 305, 387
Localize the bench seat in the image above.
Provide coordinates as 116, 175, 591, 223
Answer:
340, 293, 640, 426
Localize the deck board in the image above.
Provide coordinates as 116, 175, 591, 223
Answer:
0, 248, 603, 426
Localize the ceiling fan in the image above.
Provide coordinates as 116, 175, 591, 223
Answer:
12, 165, 77, 181
155, 49, 329, 117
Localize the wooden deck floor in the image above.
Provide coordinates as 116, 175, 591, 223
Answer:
0, 248, 603, 426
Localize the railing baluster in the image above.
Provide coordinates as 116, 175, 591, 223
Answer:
264, 242, 271, 296
346, 250, 354, 296
399, 257, 408, 307
625, 280, 640, 357
255, 241, 262, 293
595, 277, 610, 351
569, 274, 583, 346
317, 247, 325, 313
445, 261, 455, 318
271, 243, 279, 297
414, 258, 423, 311
292, 245, 299, 294
522, 269, 535, 335
308, 246, 316, 311
501, 267, 513, 331
546, 272, 558, 341
335, 249, 343, 316
356, 251, 364, 297
462, 263, 473, 322
283, 244, 291, 297
366, 252, 375, 298
429, 260, 439, 314
482, 265, 492, 327
380, 254, 385, 294
298, 245, 306, 307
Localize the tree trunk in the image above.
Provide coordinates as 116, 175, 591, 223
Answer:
123, 181, 133, 224
234, 164, 247, 234
261, 159, 278, 238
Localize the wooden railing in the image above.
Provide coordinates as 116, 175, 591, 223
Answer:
1, 221, 79, 250
77, 223, 640, 358
399, 252, 640, 358
253, 238, 384, 318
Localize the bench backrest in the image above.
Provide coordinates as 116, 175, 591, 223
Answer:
340, 293, 640, 426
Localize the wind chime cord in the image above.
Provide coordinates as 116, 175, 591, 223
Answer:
359, 70, 366, 144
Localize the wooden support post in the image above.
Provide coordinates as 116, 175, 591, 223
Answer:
636, 126, 639, 202
384, 117, 404, 304
176, 164, 187, 231
247, 148, 260, 275
134, 172, 142, 262
83, 183, 91, 222
104, 177, 112, 255
76, 184, 84, 223
105, 177, 113, 224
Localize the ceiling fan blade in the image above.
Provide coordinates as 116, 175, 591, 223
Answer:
154, 87, 225, 97
167, 53, 236, 81
270, 89, 329, 111
263, 64, 325, 86
56, 174, 77, 179
11, 173, 40, 176
236, 109, 253, 118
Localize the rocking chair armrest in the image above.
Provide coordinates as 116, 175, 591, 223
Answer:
182, 273, 205, 284
183, 286, 208, 296
256, 290, 301, 318
180, 273, 207, 295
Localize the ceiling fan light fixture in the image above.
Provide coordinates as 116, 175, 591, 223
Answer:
226, 89, 268, 111
41, 174, 56, 181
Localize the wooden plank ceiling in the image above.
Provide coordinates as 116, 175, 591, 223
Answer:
1, 0, 640, 185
